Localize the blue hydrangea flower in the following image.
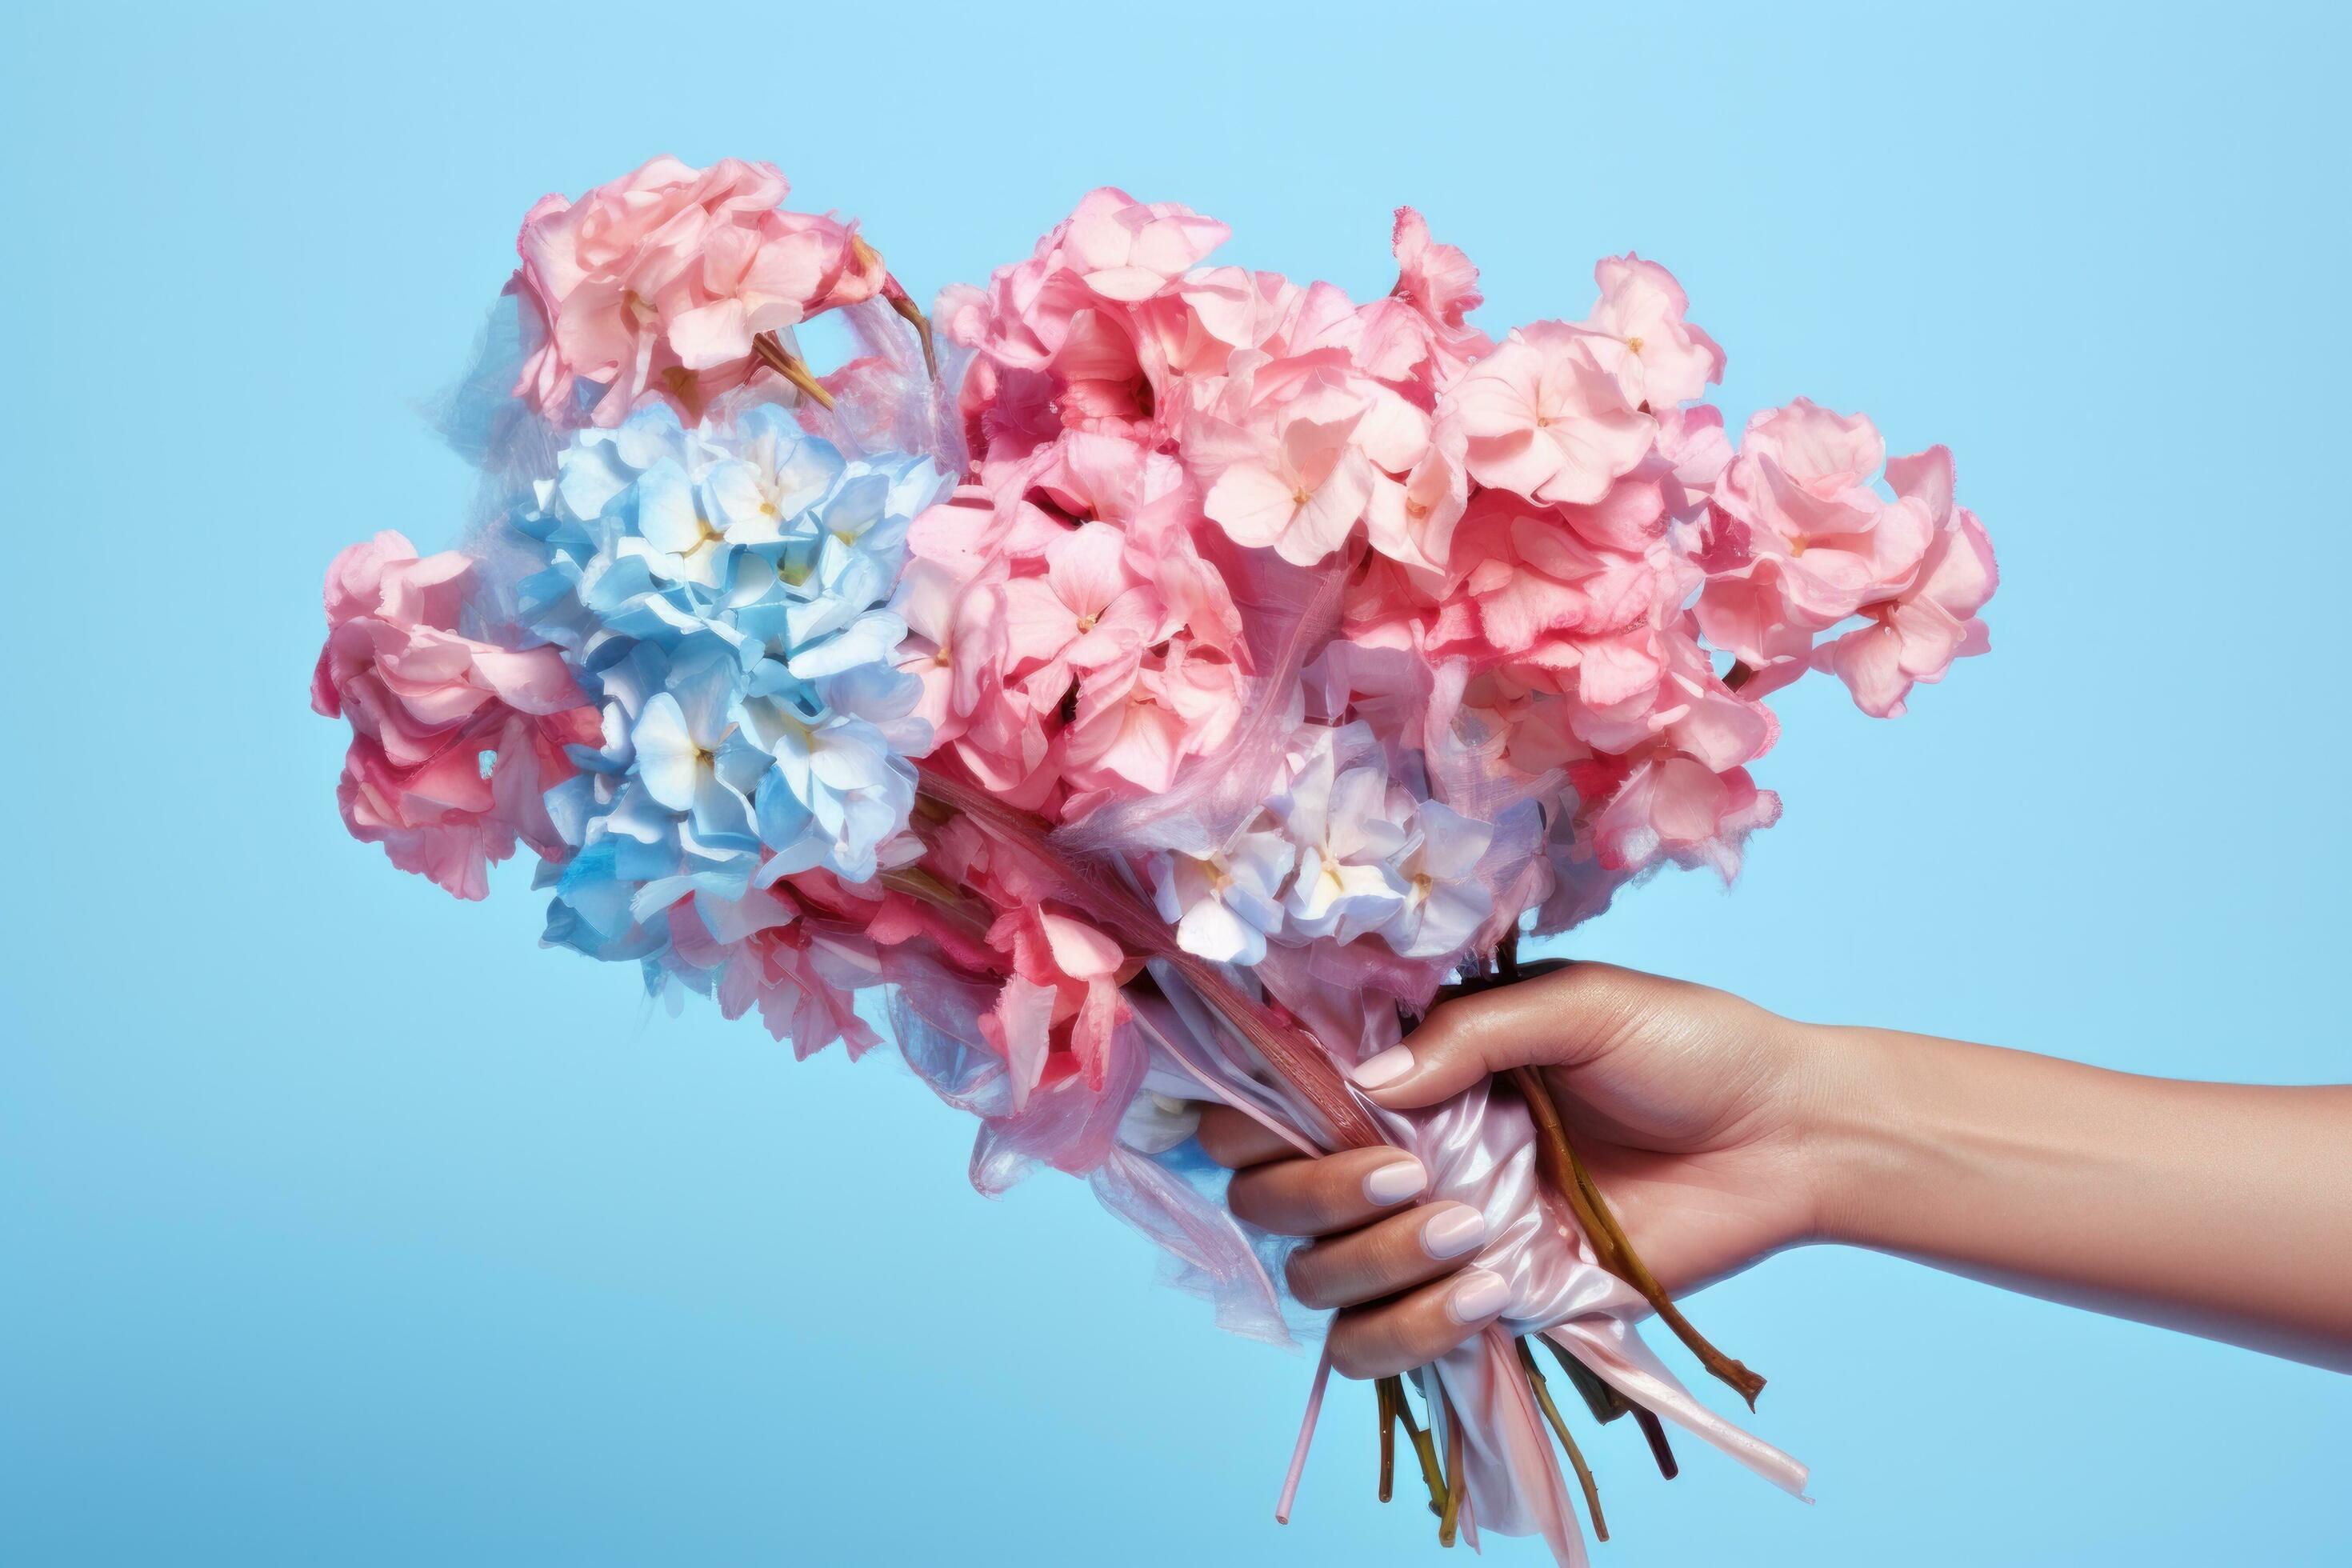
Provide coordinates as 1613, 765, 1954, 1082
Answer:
510, 404, 946, 970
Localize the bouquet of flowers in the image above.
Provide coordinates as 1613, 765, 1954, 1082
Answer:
314, 155, 1995, 1564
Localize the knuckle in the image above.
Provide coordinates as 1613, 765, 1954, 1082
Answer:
1369, 1224, 1430, 1289
1326, 1314, 1391, 1381
1283, 1245, 1336, 1310
1194, 1108, 1253, 1167
1224, 1167, 1274, 1227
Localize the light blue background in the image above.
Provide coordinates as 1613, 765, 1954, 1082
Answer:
6, 2, 2346, 1562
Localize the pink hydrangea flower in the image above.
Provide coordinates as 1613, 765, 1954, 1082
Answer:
511, 155, 886, 426
1579, 254, 1726, 409
1578, 750, 1781, 879
1060, 640, 1242, 801
1356, 207, 1494, 385
1695, 398, 1938, 679
982, 907, 1129, 1105
311, 532, 600, 900
1415, 491, 1697, 717
1196, 396, 1378, 565
1002, 521, 1175, 676
1058, 187, 1231, 302
1450, 322, 1656, 506
1813, 447, 1998, 716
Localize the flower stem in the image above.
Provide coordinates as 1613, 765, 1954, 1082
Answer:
752, 331, 836, 410
1384, 1375, 1449, 1518
1375, 1375, 1397, 1503
887, 292, 938, 378
1538, 1336, 1628, 1425
1632, 1404, 1680, 1479
1516, 1338, 1609, 1542
1511, 1063, 1768, 1409
1437, 1392, 1466, 1547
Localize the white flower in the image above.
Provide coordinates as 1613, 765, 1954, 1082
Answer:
1274, 726, 1412, 943
1379, 800, 1496, 959
1150, 821, 1296, 966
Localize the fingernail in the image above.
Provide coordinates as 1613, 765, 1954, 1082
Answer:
1351, 1046, 1414, 1090
1362, 1156, 1426, 1206
1421, 1206, 1487, 1260
1446, 1268, 1511, 1324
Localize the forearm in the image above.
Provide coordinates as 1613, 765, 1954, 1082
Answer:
1802, 1024, 2352, 1370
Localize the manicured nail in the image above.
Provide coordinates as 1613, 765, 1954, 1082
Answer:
1351, 1046, 1415, 1090
1446, 1269, 1511, 1324
1421, 1206, 1487, 1260
1362, 1156, 1426, 1206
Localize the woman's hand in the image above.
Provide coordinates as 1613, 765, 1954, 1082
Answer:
1199, 961, 1830, 1378
1204, 958, 2352, 1377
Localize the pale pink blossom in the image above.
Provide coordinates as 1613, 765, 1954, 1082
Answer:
1196, 398, 1378, 565
1356, 207, 1494, 386
311, 533, 600, 899
1577, 750, 1781, 880
1450, 322, 1656, 505
1580, 254, 1725, 409
1061, 641, 1242, 798
1695, 399, 1935, 672
1364, 427, 1470, 571
1420, 493, 1695, 716
1060, 187, 1230, 302
986, 906, 1130, 1095
1003, 522, 1174, 675
511, 155, 886, 426
1814, 447, 1998, 716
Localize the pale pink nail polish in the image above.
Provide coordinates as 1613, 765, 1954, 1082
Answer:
1421, 1206, 1486, 1260
1362, 1156, 1426, 1206
1446, 1269, 1511, 1324
1350, 1045, 1414, 1089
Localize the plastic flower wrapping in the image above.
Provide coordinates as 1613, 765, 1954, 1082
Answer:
315, 156, 1998, 1564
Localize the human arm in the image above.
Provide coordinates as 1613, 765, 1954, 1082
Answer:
1201, 962, 2352, 1378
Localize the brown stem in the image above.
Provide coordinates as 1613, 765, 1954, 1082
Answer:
752, 332, 836, 410
1632, 1405, 1680, 1480
1375, 1375, 1398, 1503
1516, 1340, 1609, 1542
1538, 1337, 1629, 1425
887, 292, 938, 378
1390, 1376, 1449, 1518
1512, 1065, 1767, 1408
1538, 1337, 1677, 1480
1724, 658, 1755, 691
1437, 1393, 1466, 1547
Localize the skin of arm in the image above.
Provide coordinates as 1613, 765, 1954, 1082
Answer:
1198, 962, 2352, 1379
1810, 1022, 2352, 1370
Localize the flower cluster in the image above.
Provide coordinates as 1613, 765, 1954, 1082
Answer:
913, 186, 1996, 998
512, 156, 894, 427
323, 158, 1998, 1087
502, 403, 945, 1043
311, 532, 600, 900
1148, 722, 1495, 967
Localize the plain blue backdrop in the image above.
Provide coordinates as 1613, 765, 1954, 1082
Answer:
5, 2, 2347, 1563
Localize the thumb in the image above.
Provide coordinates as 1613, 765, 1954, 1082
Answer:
1347, 959, 1587, 1109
